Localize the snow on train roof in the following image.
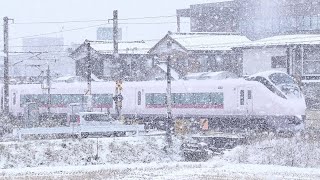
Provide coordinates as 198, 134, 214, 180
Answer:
249, 70, 288, 79
8, 78, 259, 94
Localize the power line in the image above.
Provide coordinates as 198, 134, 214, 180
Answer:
9, 23, 108, 41
9, 44, 72, 48
119, 21, 188, 25
118, 15, 176, 21
11, 15, 177, 25
1, 21, 189, 43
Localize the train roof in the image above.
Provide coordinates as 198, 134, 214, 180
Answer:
249, 70, 288, 79
7, 78, 260, 94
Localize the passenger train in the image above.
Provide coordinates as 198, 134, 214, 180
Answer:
0, 70, 306, 132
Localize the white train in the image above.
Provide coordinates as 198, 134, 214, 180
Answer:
1, 70, 306, 132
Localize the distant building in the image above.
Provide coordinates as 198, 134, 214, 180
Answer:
0, 51, 75, 83
97, 27, 122, 41
177, 0, 320, 40
22, 37, 64, 52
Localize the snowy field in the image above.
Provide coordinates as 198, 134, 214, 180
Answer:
0, 133, 320, 179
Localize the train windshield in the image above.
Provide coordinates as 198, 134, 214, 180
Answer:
268, 73, 301, 99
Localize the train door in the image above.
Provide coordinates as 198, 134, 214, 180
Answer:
238, 87, 253, 114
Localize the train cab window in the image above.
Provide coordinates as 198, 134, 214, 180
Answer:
254, 76, 286, 99
240, 90, 245, 105
138, 91, 141, 105
248, 90, 252, 99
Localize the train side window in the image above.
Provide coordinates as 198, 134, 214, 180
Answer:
240, 90, 244, 105
248, 90, 252, 99
13, 93, 16, 105
138, 91, 141, 105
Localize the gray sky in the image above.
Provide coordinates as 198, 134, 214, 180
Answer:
0, 0, 225, 48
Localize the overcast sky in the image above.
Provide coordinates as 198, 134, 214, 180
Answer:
0, 0, 226, 48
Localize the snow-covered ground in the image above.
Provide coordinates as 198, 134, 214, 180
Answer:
0, 133, 320, 179
1, 159, 320, 179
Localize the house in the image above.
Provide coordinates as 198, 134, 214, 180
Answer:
148, 32, 251, 77
236, 34, 320, 109
237, 34, 320, 79
70, 40, 157, 81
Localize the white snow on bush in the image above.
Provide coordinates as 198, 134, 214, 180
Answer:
0, 136, 183, 169
222, 135, 320, 168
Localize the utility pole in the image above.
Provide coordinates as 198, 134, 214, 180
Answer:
86, 42, 92, 112
177, 15, 181, 33
3, 17, 14, 115
113, 10, 119, 58
46, 65, 51, 114
112, 10, 122, 120
166, 41, 173, 148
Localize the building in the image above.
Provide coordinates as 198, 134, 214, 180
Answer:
70, 40, 157, 81
97, 27, 122, 41
22, 37, 64, 52
0, 51, 75, 83
148, 32, 251, 77
235, 34, 320, 109
177, 0, 320, 40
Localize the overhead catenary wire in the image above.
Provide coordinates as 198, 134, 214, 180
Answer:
11, 15, 178, 25
0, 21, 189, 43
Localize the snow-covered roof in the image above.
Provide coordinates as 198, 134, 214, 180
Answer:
170, 32, 251, 51
88, 40, 158, 55
242, 34, 320, 48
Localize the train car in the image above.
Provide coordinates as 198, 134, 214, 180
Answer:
122, 71, 306, 132
7, 82, 116, 125
1, 70, 306, 132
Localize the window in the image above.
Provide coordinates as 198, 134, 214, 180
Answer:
248, 90, 252, 99
240, 90, 244, 105
147, 92, 224, 107
138, 91, 141, 105
92, 94, 113, 107
311, 16, 318, 30
271, 56, 287, 68
13, 93, 16, 105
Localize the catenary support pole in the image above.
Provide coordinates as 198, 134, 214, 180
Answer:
177, 15, 181, 33
3, 17, 14, 115
86, 42, 92, 112
46, 65, 51, 114
113, 10, 122, 120
166, 41, 173, 148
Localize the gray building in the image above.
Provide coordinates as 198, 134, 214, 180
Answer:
22, 37, 64, 52
177, 0, 320, 40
